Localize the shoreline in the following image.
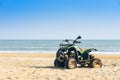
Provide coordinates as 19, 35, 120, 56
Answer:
0, 51, 120, 54
0, 52, 120, 59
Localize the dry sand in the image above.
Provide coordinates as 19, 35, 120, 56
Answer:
0, 53, 120, 80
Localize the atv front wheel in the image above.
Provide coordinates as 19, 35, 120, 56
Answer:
90, 58, 102, 68
66, 58, 77, 69
54, 59, 65, 67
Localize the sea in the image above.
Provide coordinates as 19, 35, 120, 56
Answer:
0, 39, 120, 54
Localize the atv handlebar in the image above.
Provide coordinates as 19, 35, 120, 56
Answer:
61, 36, 81, 46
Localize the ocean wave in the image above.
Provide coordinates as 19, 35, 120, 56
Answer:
0, 51, 120, 54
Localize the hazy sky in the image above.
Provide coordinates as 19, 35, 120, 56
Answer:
0, 0, 120, 39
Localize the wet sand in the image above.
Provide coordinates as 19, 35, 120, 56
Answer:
0, 53, 120, 80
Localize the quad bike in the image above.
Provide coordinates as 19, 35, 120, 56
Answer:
54, 36, 102, 69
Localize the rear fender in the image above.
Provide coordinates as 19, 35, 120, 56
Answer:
81, 48, 97, 60
82, 48, 97, 54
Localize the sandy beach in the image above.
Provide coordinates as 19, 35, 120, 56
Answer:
0, 53, 120, 80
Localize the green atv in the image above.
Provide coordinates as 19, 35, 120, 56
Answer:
54, 36, 102, 69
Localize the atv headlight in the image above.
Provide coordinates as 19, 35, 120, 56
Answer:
63, 51, 67, 54
70, 51, 75, 54
63, 49, 68, 54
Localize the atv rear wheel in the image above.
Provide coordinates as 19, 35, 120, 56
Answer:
66, 58, 77, 69
54, 59, 65, 67
90, 58, 102, 68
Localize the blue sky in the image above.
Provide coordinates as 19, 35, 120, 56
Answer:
0, 0, 120, 39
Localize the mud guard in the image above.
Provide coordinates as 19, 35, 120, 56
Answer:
81, 48, 97, 60
82, 48, 97, 53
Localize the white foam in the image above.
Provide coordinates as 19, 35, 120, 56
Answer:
0, 51, 56, 54
90, 52, 120, 54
